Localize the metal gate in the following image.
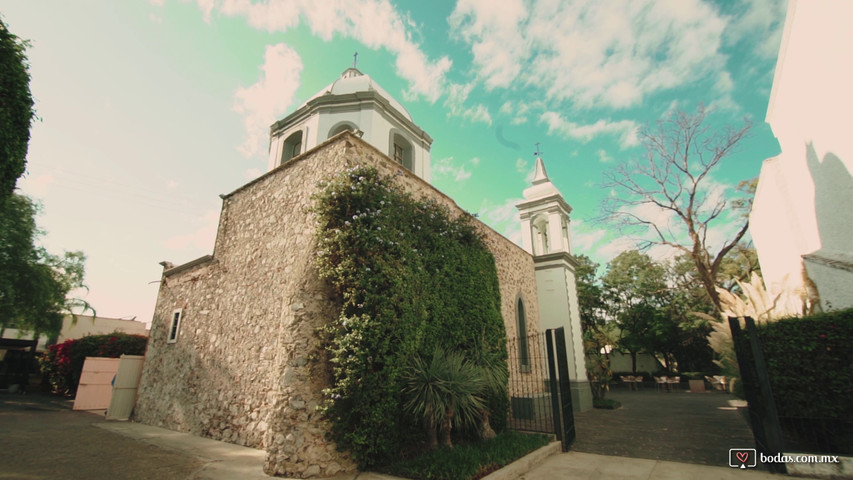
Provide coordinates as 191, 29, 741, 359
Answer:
507, 327, 575, 451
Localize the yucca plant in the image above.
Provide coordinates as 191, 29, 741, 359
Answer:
403, 347, 487, 448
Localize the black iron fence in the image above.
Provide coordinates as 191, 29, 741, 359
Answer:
730, 316, 853, 474
506, 328, 574, 451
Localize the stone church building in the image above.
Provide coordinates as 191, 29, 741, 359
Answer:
133, 66, 590, 477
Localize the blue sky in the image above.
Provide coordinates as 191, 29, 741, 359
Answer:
3, 0, 787, 325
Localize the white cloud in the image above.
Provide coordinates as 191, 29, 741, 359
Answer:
233, 43, 303, 159
540, 112, 639, 148
716, 71, 734, 92
515, 157, 536, 183
244, 168, 262, 179
166, 179, 179, 189
165, 209, 219, 251
707, 94, 740, 113
724, 0, 787, 59
449, 0, 529, 90
462, 104, 492, 125
444, 82, 492, 125
597, 149, 613, 163
207, 0, 450, 103
478, 197, 524, 245
450, 0, 732, 109
470, 157, 481, 166
432, 156, 473, 182
572, 227, 606, 254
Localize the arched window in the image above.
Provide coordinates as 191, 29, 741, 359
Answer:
328, 122, 357, 138
390, 132, 413, 171
517, 297, 530, 372
281, 131, 303, 164
531, 216, 549, 255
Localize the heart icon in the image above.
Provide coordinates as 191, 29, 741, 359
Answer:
736, 451, 749, 463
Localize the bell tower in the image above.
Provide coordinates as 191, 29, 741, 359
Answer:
516, 156, 593, 412
266, 63, 433, 182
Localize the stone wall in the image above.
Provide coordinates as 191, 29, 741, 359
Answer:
134, 132, 540, 478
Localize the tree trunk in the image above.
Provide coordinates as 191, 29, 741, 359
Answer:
478, 410, 496, 440
441, 406, 454, 448
631, 351, 637, 373
426, 414, 438, 449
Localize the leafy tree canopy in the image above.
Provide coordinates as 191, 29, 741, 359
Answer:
0, 194, 92, 337
0, 18, 35, 198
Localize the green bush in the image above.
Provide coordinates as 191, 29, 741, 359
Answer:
385, 431, 551, 480
754, 308, 853, 420
313, 166, 508, 468
39, 333, 148, 395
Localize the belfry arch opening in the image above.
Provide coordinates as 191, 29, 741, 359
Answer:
390, 132, 413, 172
281, 131, 303, 165
328, 122, 357, 139
531, 215, 550, 255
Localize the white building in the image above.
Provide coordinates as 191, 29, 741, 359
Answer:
517, 157, 591, 410
1, 314, 149, 351
267, 67, 432, 182
750, 0, 853, 311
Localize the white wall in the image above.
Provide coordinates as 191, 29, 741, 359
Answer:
750, 0, 853, 310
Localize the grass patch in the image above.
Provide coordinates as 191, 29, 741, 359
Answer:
383, 431, 552, 480
593, 398, 622, 409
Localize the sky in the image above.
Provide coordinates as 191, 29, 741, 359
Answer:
2, 0, 787, 326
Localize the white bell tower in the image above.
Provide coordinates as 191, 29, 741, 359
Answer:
516, 156, 592, 412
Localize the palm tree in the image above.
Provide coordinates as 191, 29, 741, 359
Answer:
403, 347, 487, 448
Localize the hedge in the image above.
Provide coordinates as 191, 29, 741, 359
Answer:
754, 308, 853, 420
39, 333, 148, 395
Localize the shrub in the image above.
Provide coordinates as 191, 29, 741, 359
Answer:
313, 166, 508, 468
384, 431, 551, 480
753, 308, 853, 421
39, 333, 148, 395
593, 398, 621, 409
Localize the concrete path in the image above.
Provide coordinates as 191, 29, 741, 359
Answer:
520, 451, 783, 480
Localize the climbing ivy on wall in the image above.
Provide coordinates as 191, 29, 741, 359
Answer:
313, 166, 508, 467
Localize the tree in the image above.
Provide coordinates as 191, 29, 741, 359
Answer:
0, 18, 35, 198
575, 254, 605, 333
602, 250, 667, 372
602, 105, 752, 311
0, 194, 92, 338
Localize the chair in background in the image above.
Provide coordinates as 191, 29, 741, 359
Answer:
667, 376, 681, 392
632, 375, 644, 390
654, 376, 667, 392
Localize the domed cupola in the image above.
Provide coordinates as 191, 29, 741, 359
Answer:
267, 64, 433, 182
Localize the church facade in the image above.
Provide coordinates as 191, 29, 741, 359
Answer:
133, 67, 589, 478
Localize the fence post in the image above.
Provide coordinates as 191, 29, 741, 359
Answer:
545, 329, 563, 443
554, 327, 575, 450
729, 317, 787, 474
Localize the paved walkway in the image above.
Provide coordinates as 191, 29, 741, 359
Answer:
0, 390, 792, 480
570, 388, 755, 466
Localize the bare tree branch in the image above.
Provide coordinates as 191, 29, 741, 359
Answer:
600, 105, 753, 311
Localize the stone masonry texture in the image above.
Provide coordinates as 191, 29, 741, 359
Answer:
133, 132, 541, 478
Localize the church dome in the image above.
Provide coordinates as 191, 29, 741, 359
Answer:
298, 67, 413, 122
